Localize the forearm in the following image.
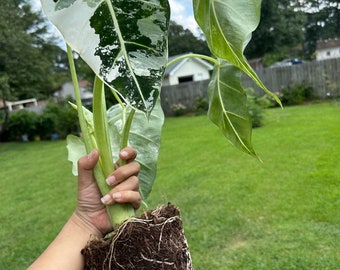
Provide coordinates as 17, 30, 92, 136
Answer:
28, 212, 102, 270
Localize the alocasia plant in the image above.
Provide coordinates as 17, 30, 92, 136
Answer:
41, 0, 280, 226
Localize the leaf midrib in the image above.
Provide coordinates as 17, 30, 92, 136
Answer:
104, 0, 147, 107
216, 65, 251, 153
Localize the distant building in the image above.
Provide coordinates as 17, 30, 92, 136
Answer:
163, 54, 213, 86
54, 80, 93, 105
0, 98, 40, 112
316, 38, 340, 61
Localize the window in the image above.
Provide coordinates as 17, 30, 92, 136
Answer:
178, 75, 193, 83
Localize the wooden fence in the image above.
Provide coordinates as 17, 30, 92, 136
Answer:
160, 58, 340, 116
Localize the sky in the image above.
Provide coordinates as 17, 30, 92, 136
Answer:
168, 0, 200, 34
31, 0, 200, 37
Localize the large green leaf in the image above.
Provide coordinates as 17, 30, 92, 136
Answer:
107, 99, 164, 200
208, 59, 256, 157
41, 0, 170, 114
193, 0, 280, 104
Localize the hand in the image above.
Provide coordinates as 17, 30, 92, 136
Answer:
75, 147, 141, 236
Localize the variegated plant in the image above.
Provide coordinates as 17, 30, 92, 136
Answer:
41, 0, 280, 226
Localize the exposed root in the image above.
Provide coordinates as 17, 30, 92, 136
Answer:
82, 203, 193, 270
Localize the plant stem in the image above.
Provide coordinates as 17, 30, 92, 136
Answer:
92, 77, 135, 226
116, 107, 136, 167
67, 45, 134, 227
66, 45, 94, 153
167, 53, 220, 68
121, 108, 136, 150
93, 76, 114, 178
67, 45, 108, 195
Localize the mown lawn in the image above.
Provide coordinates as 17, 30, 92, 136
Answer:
1, 102, 340, 269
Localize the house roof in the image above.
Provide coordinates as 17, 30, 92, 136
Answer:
165, 53, 214, 77
316, 38, 340, 50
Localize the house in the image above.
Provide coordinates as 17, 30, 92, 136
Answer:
54, 80, 93, 105
316, 38, 340, 61
163, 54, 213, 86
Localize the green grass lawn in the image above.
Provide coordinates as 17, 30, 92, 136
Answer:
1, 102, 340, 269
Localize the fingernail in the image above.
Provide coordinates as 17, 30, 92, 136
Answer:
106, 175, 116, 186
87, 150, 96, 160
112, 192, 122, 200
101, 194, 111, 204
120, 150, 129, 158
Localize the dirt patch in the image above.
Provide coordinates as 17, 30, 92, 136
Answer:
82, 204, 193, 269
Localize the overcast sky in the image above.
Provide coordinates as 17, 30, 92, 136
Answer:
32, 0, 200, 37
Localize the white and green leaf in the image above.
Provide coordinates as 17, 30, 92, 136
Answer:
41, 0, 170, 114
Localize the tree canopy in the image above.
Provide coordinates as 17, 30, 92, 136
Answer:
0, 0, 68, 101
245, 0, 306, 64
245, 0, 340, 63
168, 20, 210, 56
297, 0, 340, 58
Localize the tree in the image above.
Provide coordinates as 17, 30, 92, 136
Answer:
0, 73, 11, 141
168, 20, 210, 56
245, 0, 306, 64
0, 0, 64, 101
294, 0, 340, 59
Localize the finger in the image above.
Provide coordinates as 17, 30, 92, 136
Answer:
112, 175, 139, 192
101, 175, 139, 205
106, 161, 140, 186
119, 147, 137, 163
113, 190, 142, 209
103, 191, 142, 210
77, 150, 99, 187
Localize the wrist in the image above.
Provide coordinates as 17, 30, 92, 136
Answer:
71, 211, 103, 239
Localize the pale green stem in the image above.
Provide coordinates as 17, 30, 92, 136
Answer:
167, 53, 220, 68
66, 45, 94, 153
92, 76, 135, 226
121, 108, 136, 150
67, 45, 134, 227
116, 108, 136, 167
109, 87, 125, 107
67, 45, 109, 195
106, 107, 137, 223
93, 76, 114, 178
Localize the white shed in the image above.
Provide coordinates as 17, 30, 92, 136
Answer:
316, 38, 340, 61
163, 54, 213, 86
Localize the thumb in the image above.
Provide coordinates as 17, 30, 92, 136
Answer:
77, 150, 99, 186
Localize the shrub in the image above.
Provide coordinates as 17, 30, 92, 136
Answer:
39, 102, 79, 139
170, 103, 187, 116
246, 88, 271, 128
4, 102, 79, 141
193, 96, 209, 115
7, 110, 39, 141
37, 110, 58, 140
280, 82, 314, 106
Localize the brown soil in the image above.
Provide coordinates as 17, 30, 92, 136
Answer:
82, 204, 194, 269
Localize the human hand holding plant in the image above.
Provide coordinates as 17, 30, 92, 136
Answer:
75, 147, 141, 237
28, 147, 141, 270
